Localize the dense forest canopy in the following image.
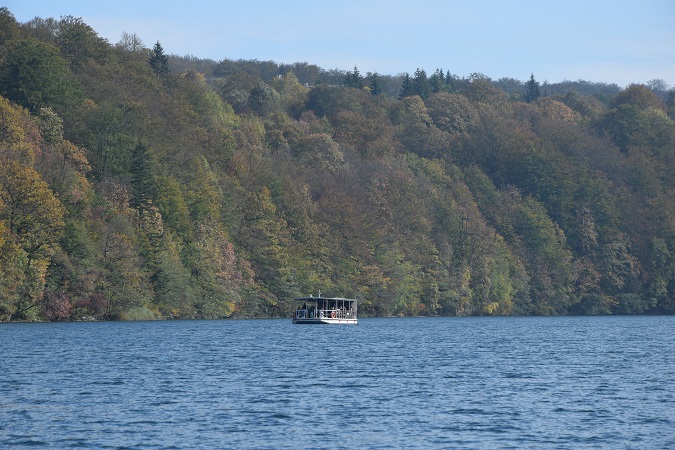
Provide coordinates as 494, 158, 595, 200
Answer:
0, 8, 673, 321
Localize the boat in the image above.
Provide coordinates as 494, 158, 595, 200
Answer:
292, 294, 357, 324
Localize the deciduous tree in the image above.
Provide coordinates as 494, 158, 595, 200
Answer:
55, 16, 109, 69
0, 160, 65, 319
0, 7, 20, 47
0, 38, 84, 113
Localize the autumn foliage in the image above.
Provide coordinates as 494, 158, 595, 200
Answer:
0, 8, 673, 320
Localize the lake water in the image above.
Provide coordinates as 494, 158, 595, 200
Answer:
1, 316, 674, 449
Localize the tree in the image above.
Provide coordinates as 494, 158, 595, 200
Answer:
0, 160, 65, 319
604, 84, 671, 152
429, 69, 445, 94
152, 233, 194, 317
248, 81, 280, 116
613, 83, 665, 111
117, 32, 145, 52
515, 196, 576, 313
0, 38, 84, 113
647, 238, 675, 313
96, 208, 151, 319
0, 160, 65, 265
344, 65, 364, 89
21, 17, 59, 44
55, 16, 109, 69
294, 133, 346, 173
425, 92, 478, 136
237, 187, 297, 315
75, 102, 136, 179
154, 175, 192, 240
148, 41, 170, 78
413, 68, 431, 99
184, 155, 221, 224
646, 79, 669, 97
369, 73, 382, 96
130, 142, 156, 215
38, 107, 64, 146
0, 95, 30, 146
399, 73, 413, 99
271, 71, 308, 117
445, 70, 458, 93
0, 7, 20, 47
218, 71, 260, 114
667, 89, 675, 119
464, 78, 505, 104
524, 73, 541, 103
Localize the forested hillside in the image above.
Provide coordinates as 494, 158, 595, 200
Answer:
0, 8, 673, 321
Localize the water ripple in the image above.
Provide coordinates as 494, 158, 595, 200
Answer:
1, 316, 674, 448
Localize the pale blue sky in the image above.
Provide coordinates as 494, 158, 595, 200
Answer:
5, 0, 675, 87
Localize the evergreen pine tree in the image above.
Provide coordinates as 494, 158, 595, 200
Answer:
524, 73, 541, 103
149, 41, 170, 78
445, 70, 457, 93
430, 68, 445, 94
343, 70, 352, 87
344, 65, 364, 89
354, 66, 364, 88
413, 68, 430, 99
130, 142, 156, 214
370, 72, 382, 95
399, 73, 413, 99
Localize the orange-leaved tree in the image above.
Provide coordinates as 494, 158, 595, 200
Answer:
0, 160, 65, 320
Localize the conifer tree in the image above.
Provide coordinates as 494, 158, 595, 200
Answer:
148, 41, 170, 78
445, 70, 457, 93
399, 73, 413, 99
413, 68, 430, 99
343, 70, 351, 87
524, 73, 541, 103
130, 142, 156, 214
370, 72, 382, 95
344, 65, 364, 89
430, 69, 446, 94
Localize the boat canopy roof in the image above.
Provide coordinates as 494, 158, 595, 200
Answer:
294, 297, 356, 302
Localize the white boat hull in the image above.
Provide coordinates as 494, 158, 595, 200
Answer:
292, 317, 357, 325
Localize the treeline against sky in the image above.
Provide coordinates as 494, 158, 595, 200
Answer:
0, 8, 673, 321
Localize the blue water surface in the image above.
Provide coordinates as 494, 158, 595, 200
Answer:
1, 316, 674, 449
